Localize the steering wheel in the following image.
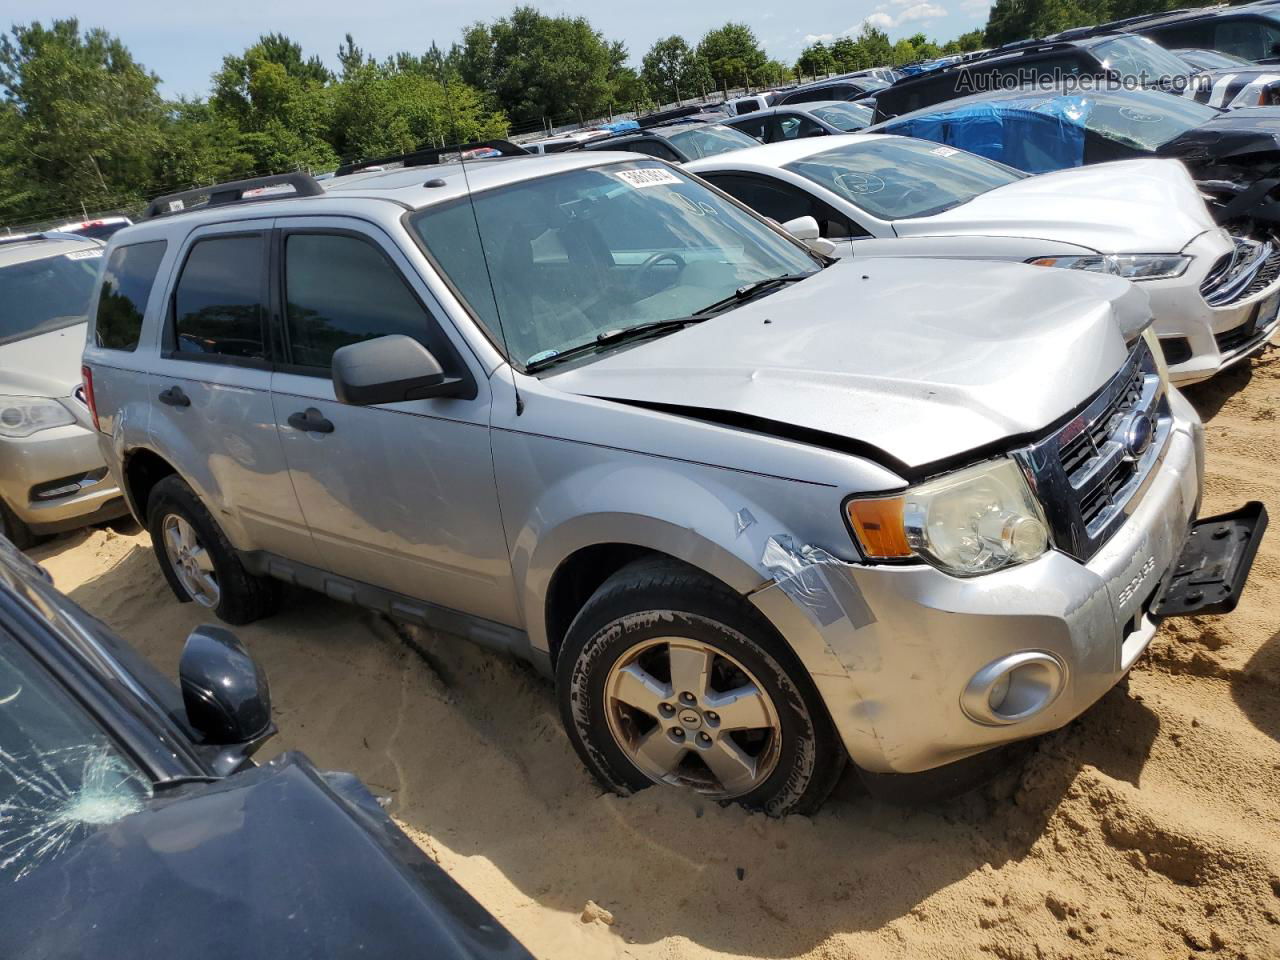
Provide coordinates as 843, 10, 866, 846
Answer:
631, 251, 686, 296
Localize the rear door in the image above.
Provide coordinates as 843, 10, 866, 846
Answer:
150, 220, 317, 564
266, 217, 517, 626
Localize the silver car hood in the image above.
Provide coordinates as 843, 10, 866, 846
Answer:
0, 323, 87, 398
893, 159, 1218, 254
550, 259, 1147, 471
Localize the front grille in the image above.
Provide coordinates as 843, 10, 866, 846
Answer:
1200, 235, 1280, 307
1014, 340, 1172, 562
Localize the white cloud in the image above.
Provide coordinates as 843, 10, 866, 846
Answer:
860, 12, 896, 30
896, 2, 947, 23
802, 32, 837, 44
851, 2, 946, 32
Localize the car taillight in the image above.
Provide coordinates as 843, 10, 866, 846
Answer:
80, 364, 100, 431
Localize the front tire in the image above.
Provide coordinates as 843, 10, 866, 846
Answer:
146, 475, 278, 625
557, 558, 845, 816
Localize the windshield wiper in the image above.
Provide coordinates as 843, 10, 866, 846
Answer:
688, 273, 812, 317
524, 316, 713, 373
522, 273, 812, 374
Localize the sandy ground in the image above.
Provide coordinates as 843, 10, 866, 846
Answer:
32, 345, 1280, 960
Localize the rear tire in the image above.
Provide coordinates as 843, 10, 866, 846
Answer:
146, 475, 278, 625
0, 500, 37, 551
556, 557, 845, 816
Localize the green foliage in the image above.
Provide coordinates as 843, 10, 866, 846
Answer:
0, 19, 165, 221
794, 23, 980, 79
696, 22, 769, 89
641, 35, 711, 102
457, 6, 633, 124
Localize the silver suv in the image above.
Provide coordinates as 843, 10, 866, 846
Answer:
83, 149, 1265, 814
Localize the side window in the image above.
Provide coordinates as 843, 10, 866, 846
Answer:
283, 232, 445, 371
731, 116, 769, 141
172, 234, 267, 361
1146, 22, 1210, 49
708, 173, 814, 225
1215, 19, 1280, 60
774, 115, 826, 141
627, 140, 682, 162
95, 240, 166, 351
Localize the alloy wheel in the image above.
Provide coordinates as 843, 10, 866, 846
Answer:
603, 636, 782, 798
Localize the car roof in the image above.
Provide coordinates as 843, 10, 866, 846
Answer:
0, 232, 102, 267
120, 152, 650, 238
685, 132, 896, 172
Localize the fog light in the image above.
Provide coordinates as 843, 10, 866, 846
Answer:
961, 651, 1067, 726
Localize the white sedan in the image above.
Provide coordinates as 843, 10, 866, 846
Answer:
686, 135, 1280, 385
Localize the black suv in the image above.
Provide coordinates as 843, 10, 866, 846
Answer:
775, 74, 889, 105
872, 32, 1195, 121
581, 120, 758, 162
1054, 4, 1280, 64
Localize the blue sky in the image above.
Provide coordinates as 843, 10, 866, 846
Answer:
5, 0, 993, 98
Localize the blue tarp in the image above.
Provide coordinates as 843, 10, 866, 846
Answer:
594, 119, 640, 133
880, 95, 1092, 174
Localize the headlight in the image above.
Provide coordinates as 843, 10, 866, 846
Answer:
0, 396, 75, 438
845, 459, 1050, 577
1027, 254, 1191, 281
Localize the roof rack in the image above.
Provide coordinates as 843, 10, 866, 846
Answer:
142, 172, 324, 221
333, 139, 528, 178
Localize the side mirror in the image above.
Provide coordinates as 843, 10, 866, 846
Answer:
180, 626, 273, 770
332, 334, 465, 406
780, 215, 838, 257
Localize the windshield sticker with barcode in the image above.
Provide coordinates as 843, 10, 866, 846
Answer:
613, 168, 682, 188
65, 249, 103, 260
930, 146, 960, 158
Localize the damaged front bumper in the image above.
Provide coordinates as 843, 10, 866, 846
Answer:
748, 394, 1259, 776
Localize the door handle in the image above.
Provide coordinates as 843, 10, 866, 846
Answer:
287, 408, 334, 434
158, 386, 190, 408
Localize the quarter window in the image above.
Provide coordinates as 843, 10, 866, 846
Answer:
172, 235, 267, 361
283, 233, 440, 370
95, 241, 166, 351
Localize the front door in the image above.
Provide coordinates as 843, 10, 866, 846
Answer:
267, 217, 518, 627
149, 220, 318, 564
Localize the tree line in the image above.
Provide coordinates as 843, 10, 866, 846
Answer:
0, 0, 1221, 228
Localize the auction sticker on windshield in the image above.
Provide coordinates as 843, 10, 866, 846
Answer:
65, 249, 103, 260
614, 168, 683, 188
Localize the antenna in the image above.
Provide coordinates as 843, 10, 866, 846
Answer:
442, 72, 525, 416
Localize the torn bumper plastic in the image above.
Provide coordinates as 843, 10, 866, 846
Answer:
749, 400, 1208, 775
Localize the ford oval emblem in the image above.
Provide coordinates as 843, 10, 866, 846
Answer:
1123, 412, 1154, 460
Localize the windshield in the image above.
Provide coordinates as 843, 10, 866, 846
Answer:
855, 77, 889, 93
0, 248, 101, 345
0, 635, 152, 881
665, 124, 759, 159
786, 138, 1023, 220
1092, 35, 1194, 85
1077, 89, 1221, 150
809, 102, 874, 131
410, 161, 818, 368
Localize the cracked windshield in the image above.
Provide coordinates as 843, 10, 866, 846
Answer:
411, 161, 818, 369
0, 638, 151, 882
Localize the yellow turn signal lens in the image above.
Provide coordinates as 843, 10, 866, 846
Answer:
845, 496, 912, 560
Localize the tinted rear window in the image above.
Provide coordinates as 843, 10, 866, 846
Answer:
172, 234, 267, 361
96, 241, 166, 351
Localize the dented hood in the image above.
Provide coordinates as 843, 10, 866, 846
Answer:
1158, 105, 1280, 166
892, 159, 1216, 253
549, 258, 1146, 471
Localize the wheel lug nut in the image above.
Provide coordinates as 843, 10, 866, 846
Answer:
659, 703, 675, 717
670, 728, 685, 740
706, 711, 718, 723
679, 692, 696, 704
697, 732, 711, 745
